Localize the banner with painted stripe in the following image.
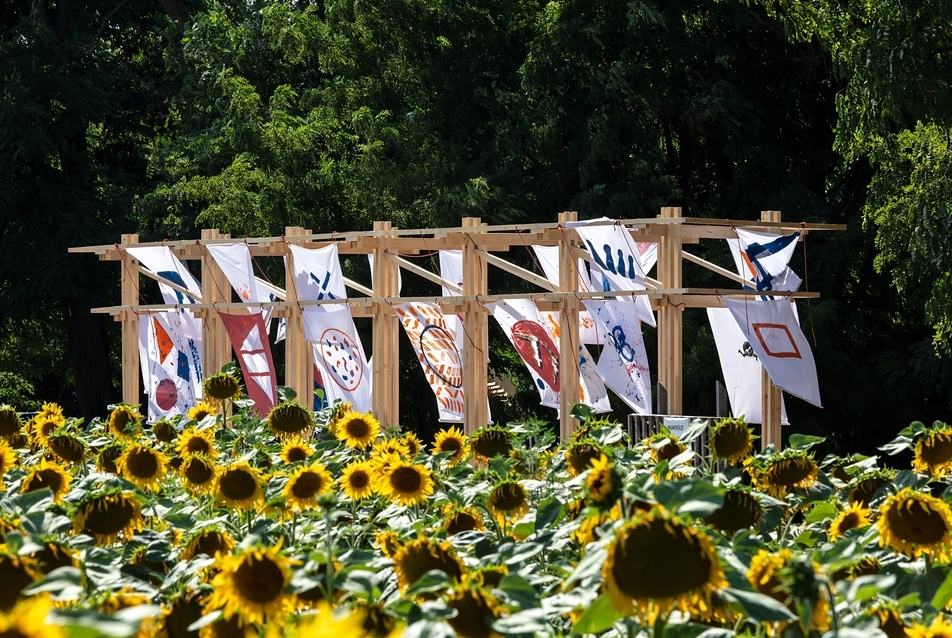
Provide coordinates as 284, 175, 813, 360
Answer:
395, 302, 465, 422
489, 299, 560, 409
582, 300, 653, 414
138, 311, 203, 421
537, 310, 612, 413
302, 307, 372, 412
707, 307, 788, 424
219, 311, 278, 417
206, 242, 279, 334
288, 243, 347, 306
728, 229, 802, 295
569, 219, 656, 327
724, 298, 821, 407
530, 245, 603, 345
127, 246, 202, 305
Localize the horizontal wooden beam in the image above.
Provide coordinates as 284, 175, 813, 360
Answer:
385, 253, 463, 294
475, 249, 556, 292
136, 264, 203, 303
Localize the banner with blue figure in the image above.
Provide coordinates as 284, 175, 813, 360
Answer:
728, 229, 802, 297
582, 300, 653, 414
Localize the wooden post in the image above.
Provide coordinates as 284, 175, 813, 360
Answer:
558, 211, 581, 439
462, 217, 489, 434
372, 221, 400, 428
760, 210, 784, 450
284, 226, 313, 406
119, 233, 140, 405
200, 229, 233, 380
656, 207, 683, 414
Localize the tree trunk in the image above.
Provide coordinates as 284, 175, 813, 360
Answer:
65, 300, 115, 421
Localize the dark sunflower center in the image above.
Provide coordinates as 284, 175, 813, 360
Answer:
220, 469, 257, 500
473, 432, 511, 459
51, 437, 83, 462
448, 590, 495, 638
655, 441, 685, 463
127, 449, 159, 478
704, 491, 761, 535
766, 457, 814, 487
285, 447, 308, 462
713, 424, 749, 457
81, 497, 135, 535
838, 512, 861, 533
272, 407, 308, 433
887, 499, 948, 544
154, 422, 177, 442
346, 419, 370, 439
112, 413, 132, 432
610, 518, 712, 600
491, 484, 526, 512
0, 411, 19, 436
439, 438, 462, 454
192, 533, 229, 557
0, 557, 37, 612
398, 544, 462, 586
28, 468, 63, 494
348, 470, 370, 490
99, 447, 122, 473
291, 472, 323, 499
207, 377, 239, 400
446, 512, 478, 535
850, 478, 889, 507
920, 434, 952, 465
186, 437, 212, 455
233, 556, 284, 604
391, 466, 422, 494
193, 409, 213, 421
163, 595, 204, 638
185, 459, 213, 484
568, 445, 601, 473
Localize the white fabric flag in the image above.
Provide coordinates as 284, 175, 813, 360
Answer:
707, 308, 788, 424
530, 245, 602, 345
395, 303, 465, 421
724, 298, 821, 407
728, 229, 802, 295
302, 307, 372, 412
489, 299, 560, 409
570, 218, 656, 326
288, 244, 347, 304
537, 310, 612, 413
138, 311, 203, 421
206, 242, 278, 333
582, 300, 653, 414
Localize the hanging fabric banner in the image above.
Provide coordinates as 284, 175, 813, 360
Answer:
206, 242, 279, 334
530, 245, 602, 345
394, 302, 465, 422
138, 311, 203, 421
728, 229, 802, 295
489, 299, 561, 409
537, 310, 612, 413
302, 307, 373, 412
724, 298, 821, 407
218, 312, 278, 416
582, 300, 653, 414
707, 307, 788, 424
288, 243, 347, 303
570, 219, 656, 326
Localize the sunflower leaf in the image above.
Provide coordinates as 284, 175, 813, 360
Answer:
847, 574, 896, 603
722, 587, 797, 622
405, 569, 451, 597
535, 497, 564, 531
664, 624, 734, 638
496, 573, 541, 609
491, 607, 551, 634
400, 620, 456, 638
788, 434, 825, 450
653, 478, 723, 517
562, 546, 607, 590
571, 595, 624, 634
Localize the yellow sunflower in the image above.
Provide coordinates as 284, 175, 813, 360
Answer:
291, 600, 368, 637
72, 491, 144, 545
187, 401, 218, 423
907, 615, 952, 638
180, 454, 219, 494
914, 426, 952, 478
151, 419, 178, 443
870, 604, 909, 638
47, 432, 86, 465
31, 540, 76, 575
375, 460, 434, 507
848, 471, 893, 507
279, 435, 314, 464
96, 443, 124, 474
206, 545, 295, 626
181, 528, 236, 561
585, 453, 621, 508
267, 402, 314, 439
445, 581, 502, 638
878, 488, 952, 561
709, 417, 754, 465
487, 480, 529, 525
565, 440, 603, 477
340, 460, 375, 501
176, 426, 218, 459
116, 443, 170, 491
603, 506, 726, 624
283, 461, 334, 512
703, 489, 762, 537
335, 411, 380, 449
325, 400, 353, 437
443, 505, 486, 535
374, 530, 403, 559
204, 371, 242, 401
31, 412, 67, 449
0, 405, 22, 438
0, 595, 65, 637
0, 439, 16, 479
0, 550, 42, 612
431, 426, 468, 465
829, 502, 872, 538
747, 549, 830, 633
392, 537, 465, 592
751, 451, 819, 497
470, 426, 512, 463
108, 404, 143, 439
37, 401, 64, 420
215, 462, 265, 511
21, 459, 72, 501
401, 432, 422, 457
373, 438, 409, 458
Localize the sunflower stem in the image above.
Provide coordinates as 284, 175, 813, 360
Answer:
652, 613, 666, 638
324, 505, 335, 599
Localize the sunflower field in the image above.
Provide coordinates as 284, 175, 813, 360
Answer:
4, 386, 952, 638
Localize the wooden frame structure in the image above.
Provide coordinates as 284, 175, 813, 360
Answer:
72, 211, 843, 448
